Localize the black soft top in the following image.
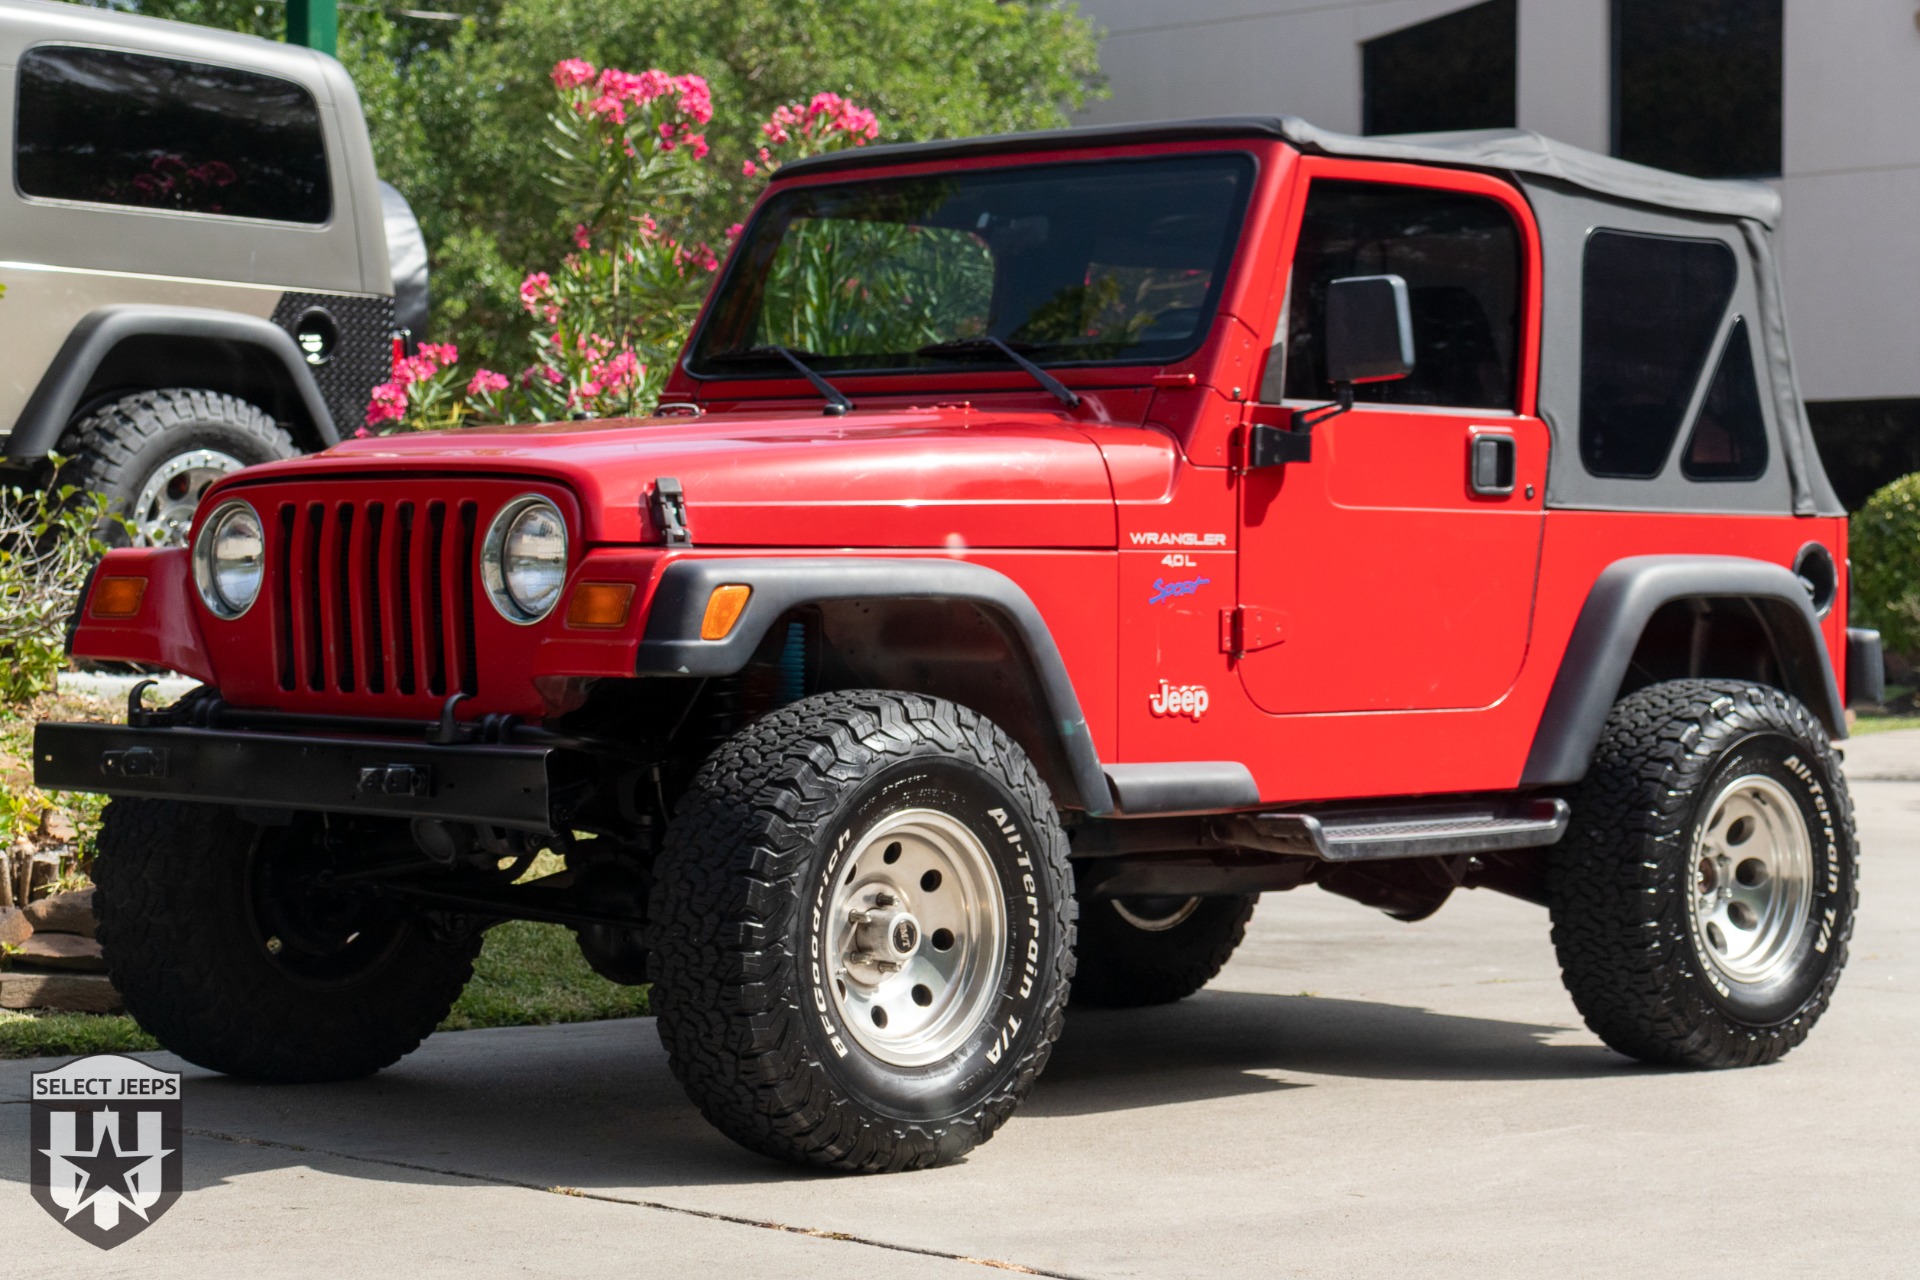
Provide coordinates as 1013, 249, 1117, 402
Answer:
779, 116, 1780, 228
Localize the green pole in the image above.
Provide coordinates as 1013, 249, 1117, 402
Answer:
286, 0, 338, 56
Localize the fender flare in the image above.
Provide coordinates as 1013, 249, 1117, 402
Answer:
5, 305, 339, 462
1521, 554, 1845, 786
636, 557, 1113, 815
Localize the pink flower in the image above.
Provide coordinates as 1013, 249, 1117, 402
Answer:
551, 59, 596, 90
675, 74, 713, 124
366, 381, 408, 426
467, 369, 510, 396
742, 160, 757, 177
726, 222, 744, 240
686, 133, 709, 160
419, 342, 458, 368
573, 223, 591, 250
519, 271, 552, 315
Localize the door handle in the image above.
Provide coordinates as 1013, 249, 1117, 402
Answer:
1470, 433, 1516, 496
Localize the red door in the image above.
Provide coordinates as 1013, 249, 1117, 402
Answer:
1235, 164, 1547, 715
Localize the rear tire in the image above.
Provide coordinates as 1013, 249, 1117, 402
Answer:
57, 389, 296, 547
1548, 680, 1856, 1068
94, 799, 479, 1082
1070, 892, 1256, 1007
649, 691, 1075, 1172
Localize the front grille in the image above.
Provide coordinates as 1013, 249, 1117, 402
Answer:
273, 497, 479, 699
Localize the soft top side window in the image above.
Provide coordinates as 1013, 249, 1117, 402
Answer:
1281, 179, 1522, 411
14, 45, 331, 225
1579, 229, 1736, 478
1680, 317, 1769, 481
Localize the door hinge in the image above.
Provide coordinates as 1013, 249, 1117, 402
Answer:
1221, 606, 1287, 656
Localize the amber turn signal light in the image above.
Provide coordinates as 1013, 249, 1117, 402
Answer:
564, 582, 636, 630
90, 576, 147, 619
700, 584, 752, 640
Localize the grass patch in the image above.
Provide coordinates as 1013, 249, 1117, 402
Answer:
440, 920, 649, 1031
1852, 714, 1920, 736
0, 1010, 156, 1059
0, 921, 646, 1059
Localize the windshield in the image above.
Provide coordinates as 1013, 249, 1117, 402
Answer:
687, 153, 1256, 377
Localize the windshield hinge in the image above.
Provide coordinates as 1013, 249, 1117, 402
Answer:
650, 477, 692, 547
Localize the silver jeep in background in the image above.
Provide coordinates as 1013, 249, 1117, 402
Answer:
0, 0, 425, 543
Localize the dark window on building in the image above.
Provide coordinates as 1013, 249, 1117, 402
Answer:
14, 46, 330, 223
1807, 399, 1920, 510
1613, 0, 1782, 178
1362, 0, 1516, 136
1580, 229, 1737, 478
1282, 181, 1521, 410
1682, 318, 1769, 480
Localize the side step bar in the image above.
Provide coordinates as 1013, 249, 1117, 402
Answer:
1226, 797, 1570, 862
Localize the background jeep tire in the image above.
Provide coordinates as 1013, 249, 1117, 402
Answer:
1070, 892, 1257, 1007
94, 799, 480, 1082
57, 389, 296, 547
649, 690, 1075, 1172
1548, 679, 1857, 1068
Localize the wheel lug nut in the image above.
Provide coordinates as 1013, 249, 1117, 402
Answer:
874, 891, 896, 907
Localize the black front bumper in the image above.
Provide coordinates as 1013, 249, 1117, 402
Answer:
33, 721, 561, 831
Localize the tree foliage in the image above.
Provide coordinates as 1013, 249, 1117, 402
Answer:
97, 0, 1104, 367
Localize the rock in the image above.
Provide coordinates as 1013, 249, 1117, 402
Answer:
23, 888, 95, 938
0, 971, 122, 1014
0, 906, 30, 947
13, 932, 106, 972
38, 810, 77, 843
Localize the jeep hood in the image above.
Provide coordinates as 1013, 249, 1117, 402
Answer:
244, 407, 1118, 548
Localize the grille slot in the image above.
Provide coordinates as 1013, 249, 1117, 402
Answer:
274, 496, 479, 701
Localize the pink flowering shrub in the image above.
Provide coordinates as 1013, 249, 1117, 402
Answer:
367, 62, 880, 433
363, 343, 470, 435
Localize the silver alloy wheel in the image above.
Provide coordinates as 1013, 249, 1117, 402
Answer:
1691, 773, 1815, 986
824, 808, 1007, 1067
1111, 896, 1202, 932
132, 448, 245, 547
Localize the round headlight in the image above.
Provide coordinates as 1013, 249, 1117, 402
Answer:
192, 501, 265, 619
483, 495, 568, 623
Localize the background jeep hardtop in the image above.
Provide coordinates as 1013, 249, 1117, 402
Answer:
0, 0, 426, 542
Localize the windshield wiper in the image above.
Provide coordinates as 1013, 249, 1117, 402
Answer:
915, 337, 1080, 409
706, 345, 853, 416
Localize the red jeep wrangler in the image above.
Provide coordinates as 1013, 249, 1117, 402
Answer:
39, 118, 1881, 1172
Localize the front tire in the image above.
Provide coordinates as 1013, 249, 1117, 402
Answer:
1548, 680, 1857, 1068
1070, 892, 1256, 1007
94, 800, 480, 1082
649, 691, 1075, 1172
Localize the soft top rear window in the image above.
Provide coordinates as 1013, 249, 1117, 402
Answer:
687, 153, 1256, 377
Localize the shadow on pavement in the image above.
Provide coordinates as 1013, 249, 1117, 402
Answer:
0, 989, 1630, 1198
1031, 989, 1627, 1117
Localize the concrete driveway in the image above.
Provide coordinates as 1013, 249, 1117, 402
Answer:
5, 739, 1918, 1278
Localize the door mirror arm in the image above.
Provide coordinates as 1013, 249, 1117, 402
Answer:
1245, 384, 1350, 468
1245, 273, 1414, 470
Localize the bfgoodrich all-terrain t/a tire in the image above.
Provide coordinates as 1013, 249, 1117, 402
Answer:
1070, 891, 1256, 1008
649, 691, 1076, 1173
1548, 680, 1857, 1069
94, 799, 480, 1082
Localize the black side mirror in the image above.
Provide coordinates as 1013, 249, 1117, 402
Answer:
1324, 274, 1415, 385
1244, 274, 1417, 470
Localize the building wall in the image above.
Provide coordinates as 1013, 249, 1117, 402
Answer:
1075, 0, 1920, 406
